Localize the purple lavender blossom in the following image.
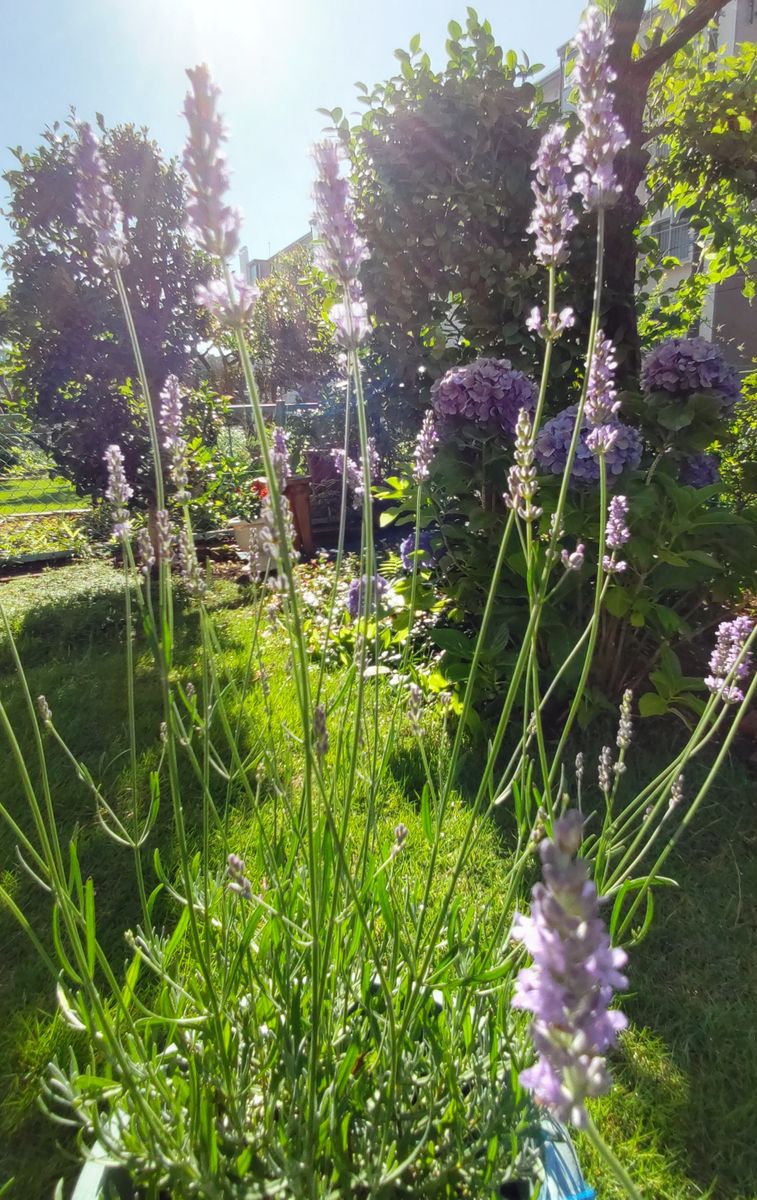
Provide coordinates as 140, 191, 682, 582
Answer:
606, 495, 630, 550
512, 811, 628, 1128
641, 337, 741, 408
182, 64, 241, 259
160, 376, 190, 501
346, 573, 388, 621
312, 140, 368, 287
103, 444, 133, 538
331, 288, 371, 350
680, 452, 721, 488
413, 410, 438, 484
195, 276, 258, 326
431, 358, 537, 436
561, 543, 585, 572
585, 423, 618, 457
527, 305, 576, 340
227, 853, 252, 900
585, 331, 620, 426
528, 123, 578, 267
569, 7, 629, 211
705, 616, 754, 704
400, 529, 434, 572
535, 405, 641, 485
75, 123, 129, 270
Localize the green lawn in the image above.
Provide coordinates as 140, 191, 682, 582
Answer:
0, 562, 755, 1198
0, 475, 88, 515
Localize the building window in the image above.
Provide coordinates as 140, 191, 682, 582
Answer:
649, 215, 693, 263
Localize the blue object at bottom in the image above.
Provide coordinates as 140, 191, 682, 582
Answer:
538, 1116, 594, 1200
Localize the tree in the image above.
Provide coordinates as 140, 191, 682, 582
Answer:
603, 0, 734, 370
2, 117, 212, 500
247, 244, 338, 404
333, 12, 597, 396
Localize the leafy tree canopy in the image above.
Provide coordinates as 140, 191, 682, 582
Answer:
1, 116, 212, 500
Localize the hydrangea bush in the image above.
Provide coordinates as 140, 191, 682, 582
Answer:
0, 9, 755, 1199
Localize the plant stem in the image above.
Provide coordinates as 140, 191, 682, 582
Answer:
583, 1112, 644, 1200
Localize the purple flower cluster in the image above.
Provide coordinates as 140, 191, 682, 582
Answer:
585, 331, 620, 426
569, 6, 629, 211
400, 529, 434, 572
604, 494, 630, 573
182, 64, 240, 259
680, 452, 720, 489
75, 123, 129, 271
346, 573, 388, 621
535, 405, 642, 485
413, 409, 438, 484
705, 616, 754, 705
512, 812, 628, 1128
528, 123, 578, 267
431, 358, 536, 436
641, 338, 741, 408
103, 444, 133, 538
195, 276, 258, 326
526, 305, 575, 341
312, 140, 368, 287
160, 376, 190, 502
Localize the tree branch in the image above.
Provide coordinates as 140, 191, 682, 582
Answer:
634, 0, 730, 80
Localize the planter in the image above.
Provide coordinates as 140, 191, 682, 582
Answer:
72, 1118, 591, 1199
229, 475, 314, 560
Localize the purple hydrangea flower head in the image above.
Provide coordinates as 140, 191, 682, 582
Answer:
431, 358, 537, 436
585, 330, 620, 426
346, 573, 388, 621
705, 616, 754, 704
680, 452, 720, 488
182, 65, 241, 259
528, 123, 578, 267
535, 405, 641, 485
413, 409, 438, 483
75, 123, 129, 270
569, 6, 629, 211
512, 811, 628, 1128
312, 140, 368, 287
400, 529, 434, 572
641, 337, 741, 409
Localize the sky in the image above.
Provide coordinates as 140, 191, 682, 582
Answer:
0, 0, 586, 266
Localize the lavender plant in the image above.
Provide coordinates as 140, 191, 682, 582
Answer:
0, 9, 755, 1199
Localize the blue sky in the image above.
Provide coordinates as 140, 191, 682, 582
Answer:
0, 0, 586, 266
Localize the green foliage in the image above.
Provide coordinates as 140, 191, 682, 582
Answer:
1, 118, 212, 501
247, 244, 339, 404
640, 42, 757, 339
717, 369, 757, 507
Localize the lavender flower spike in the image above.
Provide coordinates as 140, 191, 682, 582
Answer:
705, 616, 754, 705
413, 409, 438, 484
75, 123, 129, 270
104, 444, 133, 538
312, 140, 368, 287
606, 495, 630, 550
528, 123, 578, 267
160, 376, 189, 502
182, 65, 241, 259
585, 331, 620, 426
512, 812, 628, 1128
570, 7, 629, 211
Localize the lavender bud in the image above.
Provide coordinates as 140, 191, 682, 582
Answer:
561, 543, 585, 572
104, 444, 133, 538
176, 527, 206, 599
585, 423, 618, 457
413, 409, 438, 484
137, 528, 155, 574
506, 407, 542, 521
391, 822, 409, 858
512, 811, 628, 1128
598, 745, 614, 794
313, 704, 329, 759
37, 695, 52, 724
408, 682, 423, 735
575, 752, 584, 784
617, 689, 633, 751
75, 123, 129, 270
668, 774, 685, 813
227, 852, 252, 900
156, 509, 173, 560
182, 65, 241, 259
527, 305, 576, 340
